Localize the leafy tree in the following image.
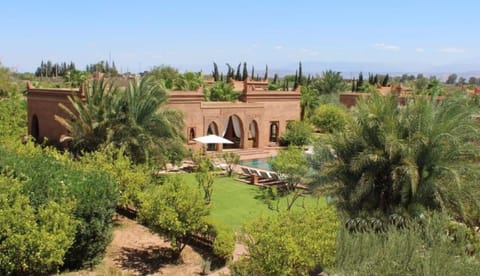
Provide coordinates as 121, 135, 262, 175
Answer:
222, 151, 240, 177
270, 146, 310, 210
64, 69, 89, 87
0, 63, 19, 98
0, 176, 77, 275
194, 153, 215, 204
147, 65, 179, 89
310, 70, 347, 95
0, 142, 119, 269
139, 175, 210, 259
315, 92, 480, 224
446, 73, 458, 84
233, 207, 338, 275
311, 104, 349, 133
280, 120, 313, 147
78, 146, 150, 209
468, 76, 477, 85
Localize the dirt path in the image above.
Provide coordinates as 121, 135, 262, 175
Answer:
66, 214, 248, 276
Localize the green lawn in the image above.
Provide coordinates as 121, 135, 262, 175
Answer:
182, 173, 326, 230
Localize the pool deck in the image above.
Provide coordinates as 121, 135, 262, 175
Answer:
207, 147, 281, 161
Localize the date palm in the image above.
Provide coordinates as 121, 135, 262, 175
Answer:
316, 92, 480, 224
56, 77, 185, 163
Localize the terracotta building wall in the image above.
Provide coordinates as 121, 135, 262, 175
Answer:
26, 81, 301, 151
26, 86, 80, 146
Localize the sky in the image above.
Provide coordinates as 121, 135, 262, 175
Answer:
1, 0, 479, 74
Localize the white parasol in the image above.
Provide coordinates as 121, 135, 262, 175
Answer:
193, 134, 233, 144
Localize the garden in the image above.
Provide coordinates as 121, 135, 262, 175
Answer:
1, 63, 480, 275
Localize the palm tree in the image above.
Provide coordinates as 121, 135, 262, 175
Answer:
173, 71, 203, 91
315, 92, 480, 224
300, 86, 320, 121
310, 70, 347, 95
112, 77, 185, 163
55, 78, 118, 153
56, 77, 186, 164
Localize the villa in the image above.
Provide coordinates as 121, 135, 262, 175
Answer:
25, 78, 301, 151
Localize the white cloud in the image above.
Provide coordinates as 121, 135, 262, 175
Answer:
274, 45, 283, 50
439, 47, 465, 53
373, 43, 400, 50
416, 48, 425, 53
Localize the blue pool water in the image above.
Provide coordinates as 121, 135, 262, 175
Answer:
240, 158, 274, 171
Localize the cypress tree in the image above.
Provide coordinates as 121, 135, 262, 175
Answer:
235, 63, 241, 81
373, 74, 378, 85
212, 62, 220, 81
273, 73, 278, 84
382, 74, 389, 86
250, 65, 255, 81
357, 72, 364, 91
293, 70, 299, 90
226, 63, 232, 80
298, 61, 303, 85
242, 62, 248, 80
264, 65, 268, 81
351, 78, 356, 92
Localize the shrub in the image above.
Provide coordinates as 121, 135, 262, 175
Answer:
335, 212, 480, 275
233, 206, 338, 275
311, 104, 348, 133
0, 143, 118, 269
139, 175, 210, 259
205, 219, 236, 260
280, 120, 313, 147
78, 146, 150, 210
0, 175, 77, 275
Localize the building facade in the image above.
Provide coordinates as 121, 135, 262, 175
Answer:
26, 79, 301, 150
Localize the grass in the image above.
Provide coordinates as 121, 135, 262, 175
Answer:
182, 173, 326, 230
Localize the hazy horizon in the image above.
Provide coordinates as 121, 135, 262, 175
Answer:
2, 0, 480, 75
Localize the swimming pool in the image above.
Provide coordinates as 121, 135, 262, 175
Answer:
240, 158, 274, 171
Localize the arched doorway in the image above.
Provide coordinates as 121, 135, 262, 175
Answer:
31, 115, 40, 142
269, 121, 279, 143
223, 115, 243, 149
248, 120, 259, 148
206, 122, 219, 151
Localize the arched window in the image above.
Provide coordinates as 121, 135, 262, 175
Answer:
269, 121, 279, 143
31, 115, 40, 142
188, 127, 196, 141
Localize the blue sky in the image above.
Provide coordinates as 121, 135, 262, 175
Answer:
1, 0, 479, 74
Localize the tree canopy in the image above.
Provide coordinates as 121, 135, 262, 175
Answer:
315, 92, 480, 225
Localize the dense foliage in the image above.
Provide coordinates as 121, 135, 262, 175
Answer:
56, 77, 185, 164
232, 207, 338, 276
316, 92, 480, 225
280, 120, 313, 146
311, 104, 349, 133
204, 81, 240, 101
139, 175, 210, 258
335, 213, 480, 275
0, 142, 118, 269
0, 176, 78, 275
270, 146, 310, 210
